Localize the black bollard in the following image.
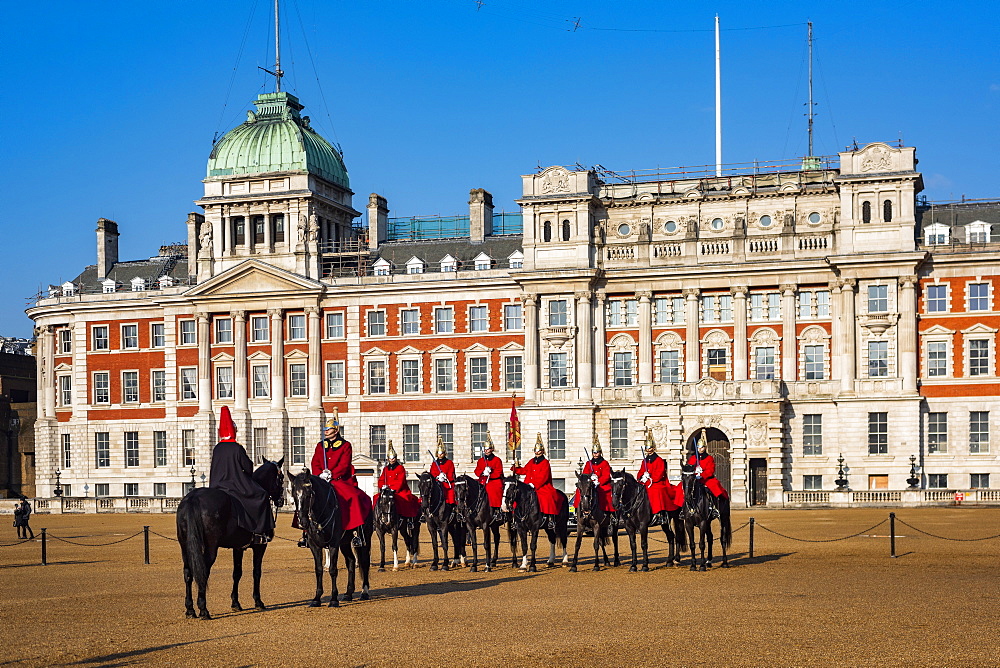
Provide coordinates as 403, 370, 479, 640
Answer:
749, 517, 755, 560
889, 512, 896, 558
144, 525, 150, 565
41, 528, 47, 565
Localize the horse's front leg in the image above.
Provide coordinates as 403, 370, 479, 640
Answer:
391, 527, 400, 571
251, 544, 266, 610
639, 527, 650, 572
569, 525, 583, 572
592, 525, 603, 572
688, 527, 698, 571
469, 523, 479, 572
528, 529, 539, 572
626, 527, 639, 572
340, 542, 357, 602
611, 525, 621, 567
482, 526, 492, 572
357, 527, 372, 600
327, 546, 341, 607
309, 545, 325, 607
428, 522, 441, 571
661, 525, 675, 567
705, 527, 715, 569
698, 528, 708, 571
377, 528, 386, 572
440, 524, 451, 572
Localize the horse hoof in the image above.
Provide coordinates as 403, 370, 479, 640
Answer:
721, 562, 730, 568
378, 567, 386, 572
255, 603, 267, 611
593, 565, 601, 572
546, 561, 555, 568
308, 600, 321, 608
360, 591, 370, 601
528, 565, 537, 573
231, 605, 242, 612
199, 611, 212, 620
699, 565, 707, 572
629, 566, 637, 572
442, 565, 450, 572
485, 566, 492, 573
340, 594, 353, 602
430, 565, 438, 572
328, 600, 339, 608
640, 566, 649, 572
568, 566, 577, 573
690, 565, 698, 571
470, 566, 478, 573
185, 610, 197, 619
614, 560, 621, 568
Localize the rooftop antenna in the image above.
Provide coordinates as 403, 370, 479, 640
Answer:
802, 21, 820, 169
714, 15, 722, 177
258, 0, 284, 91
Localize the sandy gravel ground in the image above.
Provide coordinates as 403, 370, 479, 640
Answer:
1, 507, 998, 667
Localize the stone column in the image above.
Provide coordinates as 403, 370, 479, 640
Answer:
594, 292, 607, 388
899, 275, 918, 393
269, 309, 286, 410
214, 212, 225, 260
781, 284, 798, 382
732, 286, 748, 380
41, 325, 56, 419
232, 310, 248, 412
197, 313, 212, 413
684, 287, 701, 382
839, 279, 857, 393
306, 306, 323, 410
575, 292, 593, 401
523, 295, 539, 401
637, 291, 653, 385
264, 209, 273, 253
829, 280, 843, 382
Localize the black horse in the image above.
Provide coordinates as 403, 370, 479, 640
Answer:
373, 487, 420, 571
609, 469, 686, 571
453, 475, 502, 572
289, 470, 373, 606
503, 476, 569, 572
176, 457, 285, 619
569, 473, 619, 572
680, 463, 732, 570
417, 472, 455, 571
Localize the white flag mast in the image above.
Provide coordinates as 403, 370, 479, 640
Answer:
715, 15, 722, 177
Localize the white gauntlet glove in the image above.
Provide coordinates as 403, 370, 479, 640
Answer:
320, 469, 332, 482
590, 474, 599, 483
483, 467, 492, 476
528, 482, 535, 489
640, 472, 651, 484
695, 466, 704, 476
436, 473, 447, 483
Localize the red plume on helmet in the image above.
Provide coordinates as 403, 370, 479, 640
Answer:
218, 405, 238, 443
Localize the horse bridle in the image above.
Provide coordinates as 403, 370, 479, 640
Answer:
612, 474, 645, 521
576, 478, 599, 524
375, 487, 396, 528
421, 476, 444, 521
296, 476, 337, 545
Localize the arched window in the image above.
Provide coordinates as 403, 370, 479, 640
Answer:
561, 220, 571, 241
542, 220, 552, 242
883, 200, 893, 223
861, 201, 872, 224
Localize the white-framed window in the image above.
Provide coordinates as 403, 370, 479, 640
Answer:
215, 318, 233, 344
754, 347, 776, 380
613, 352, 633, 386
969, 339, 990, 376
288, 363, 307, 397
403, 424, 420, 463
658, 350, 680, 383
180, 367, 197, 400
325, 361, 345, 395
803, 414, 822, 455
92, 325, 109, 351
474, 254, 492, 271
59, 329, 72, 354
401, 309, 420, 336
868, 412, 888, 455
471, 423, 488, 459
504, 303, 522, 330
548, 300, 568, 326
124, 431, 139, 467
503, 355, 523, 390
672, 297, 685, 324
179, 320, 196, 345
291, 427, 307, 466
928, 473, 947, 489
803, 475, 822, 490
252, 364, 270, 397
654, 297, 671, 326
61, 433, 72, 469
970, 411, 990, 454
287, 314, 306, 340
867, 285, 888, 313
440, 255, 457, 272
367, 310, 386, 337
369, 425, 387, 461
798, 292, 811, 319
373, 258, 391, 276
434, 307, 454, 334
121, 324, 139, 350
968, 282, 990, 312
971, 473, 990, 489
367, 360, 387, 394
868, 341, 888, 377
153, 482, 167, 497
401, 358, 421, 393
58, 375, 72, 406
469, 356, 489, 391
749, 293, 781, 321
122, 371, 139, 403
508, 251, 524, 269
926, 284, 948, 313
95, 432, 110, 468
925, 338, 950, 378
965, 221, 992, 243
548, 352, 569, 387
547, 419, 566, 460
608, 299, 638, 327
434, 358, 454, 392
438, 423, 456, 460
610, 418, 628, 459
700, 295, 732, 323
93, 372, 110, 404
251, 316, 269, 342
182, 429, 196, 467
707, 347, 728, 379
252, 427, 267, 464
406, 257, 425, 274
154, 430, 167, 467
927, 412, 947, 453
325, 312, 344, 338
151, 323, 165, 348
923, 223, 950, 245
469, 305, 489, 332
215, 366, 234, 399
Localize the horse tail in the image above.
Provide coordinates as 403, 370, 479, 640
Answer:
718, 495, 732, 550
178, 494, 209, 587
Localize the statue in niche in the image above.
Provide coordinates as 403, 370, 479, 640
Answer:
297, 214, 308, 243
199, 224, 212, 253
307, 214, 319, 242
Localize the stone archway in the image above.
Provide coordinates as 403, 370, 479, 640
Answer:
686, 427, 731, 493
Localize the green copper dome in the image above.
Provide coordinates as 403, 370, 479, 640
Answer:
207, 92, 348, 188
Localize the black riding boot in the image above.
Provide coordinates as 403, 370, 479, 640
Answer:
297, 531, 308, 548
352, 530, 366, 548
492, 508, 505, 525
651, 510, 667, 526
546, 515, 556, 532
708, 498, 720, 520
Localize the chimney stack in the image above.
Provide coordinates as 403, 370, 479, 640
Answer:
469, 188, 494, 244
367, 194, 388, 250
96, 218, 120, 279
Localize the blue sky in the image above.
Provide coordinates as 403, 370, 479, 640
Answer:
3, 0, 998, 337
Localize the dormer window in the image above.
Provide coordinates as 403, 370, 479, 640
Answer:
158, 275, 175, 289
406, 257, 425, 274
61, 281, 76, 296
130, 277, 146, 292
440, 255, 457, 272
924, 223, 950, 245
966, 220, 992, 244
508, 251, 524, 269
101, 279, 118, 294
473, 253, 492, 271
373, 258, 391, 276
48, 285, 61, 298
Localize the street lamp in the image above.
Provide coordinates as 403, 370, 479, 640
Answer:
835, 454, 849, 490
200, 473, 207, 488
906, 454, 920, 489
53, 469, 63, 497
190, 466, 197, 487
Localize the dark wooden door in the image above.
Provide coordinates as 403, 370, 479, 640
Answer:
689, 428, 731, 493
749, 458, 767, 506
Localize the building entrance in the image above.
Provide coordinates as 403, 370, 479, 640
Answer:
686, 428, 731, 494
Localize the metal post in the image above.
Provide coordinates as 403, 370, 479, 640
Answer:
749, 517, 755, 560
144, 525, 150, 565
41, 528, 47, 565
889, 512, 896, 558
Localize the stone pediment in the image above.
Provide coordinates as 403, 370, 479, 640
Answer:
184, 260, 324, 300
